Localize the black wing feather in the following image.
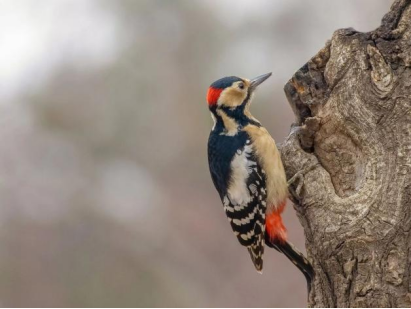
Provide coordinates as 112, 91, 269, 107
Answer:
208, 130, 267, 271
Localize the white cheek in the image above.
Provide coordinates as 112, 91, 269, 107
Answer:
216, 88, 225, 106
216, 91, 225, 106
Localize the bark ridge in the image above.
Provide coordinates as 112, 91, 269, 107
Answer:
281, 0, 411, 306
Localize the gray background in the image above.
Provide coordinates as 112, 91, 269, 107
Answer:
0, 0, 391, 306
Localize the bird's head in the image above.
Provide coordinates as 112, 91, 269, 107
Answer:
206, 72, 272, 111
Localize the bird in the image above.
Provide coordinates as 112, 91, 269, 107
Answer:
206, 73, 313, 281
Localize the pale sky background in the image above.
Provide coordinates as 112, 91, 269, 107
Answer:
0, 0, 388, 100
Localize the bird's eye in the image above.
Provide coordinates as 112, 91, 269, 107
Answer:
238, 83, 244, 90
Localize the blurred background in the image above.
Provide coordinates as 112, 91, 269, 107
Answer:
0, 0, 392, 307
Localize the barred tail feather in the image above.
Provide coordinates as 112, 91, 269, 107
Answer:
247, 233, 265, 272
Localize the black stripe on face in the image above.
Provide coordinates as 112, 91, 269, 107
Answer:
241, 88, 252, 106
221, 105, 261, 128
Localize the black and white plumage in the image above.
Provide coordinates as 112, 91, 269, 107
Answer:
206, 73, 314, 283
208, 129, 267, 271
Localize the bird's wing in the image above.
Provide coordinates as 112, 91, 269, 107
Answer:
222, 143, 267, 271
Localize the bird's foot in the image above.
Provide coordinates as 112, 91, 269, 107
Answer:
287, 164, 319, 202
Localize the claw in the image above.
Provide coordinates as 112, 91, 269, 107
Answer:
288, 173, 304, 202
287, 163, 319, 202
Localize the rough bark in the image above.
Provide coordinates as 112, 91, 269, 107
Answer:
280, 0, 411, 307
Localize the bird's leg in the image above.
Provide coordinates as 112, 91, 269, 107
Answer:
287, 171, 304, 194
287, 163, 319, 201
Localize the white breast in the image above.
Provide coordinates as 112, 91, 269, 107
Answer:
227, 144, 256, 205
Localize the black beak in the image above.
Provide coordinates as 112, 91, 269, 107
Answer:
249, 72, 272, 91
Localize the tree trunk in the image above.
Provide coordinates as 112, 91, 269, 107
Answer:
280, 0, 411, 307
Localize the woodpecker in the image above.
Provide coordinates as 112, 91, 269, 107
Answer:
207, 73, 313, 281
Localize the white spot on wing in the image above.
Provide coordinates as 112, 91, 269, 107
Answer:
232, 207, 258, 226
249, 184, 257, 194
240, 229, 255, 240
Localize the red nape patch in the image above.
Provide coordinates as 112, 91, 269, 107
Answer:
266, 201, 287, 244
207, 87, 223, 106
